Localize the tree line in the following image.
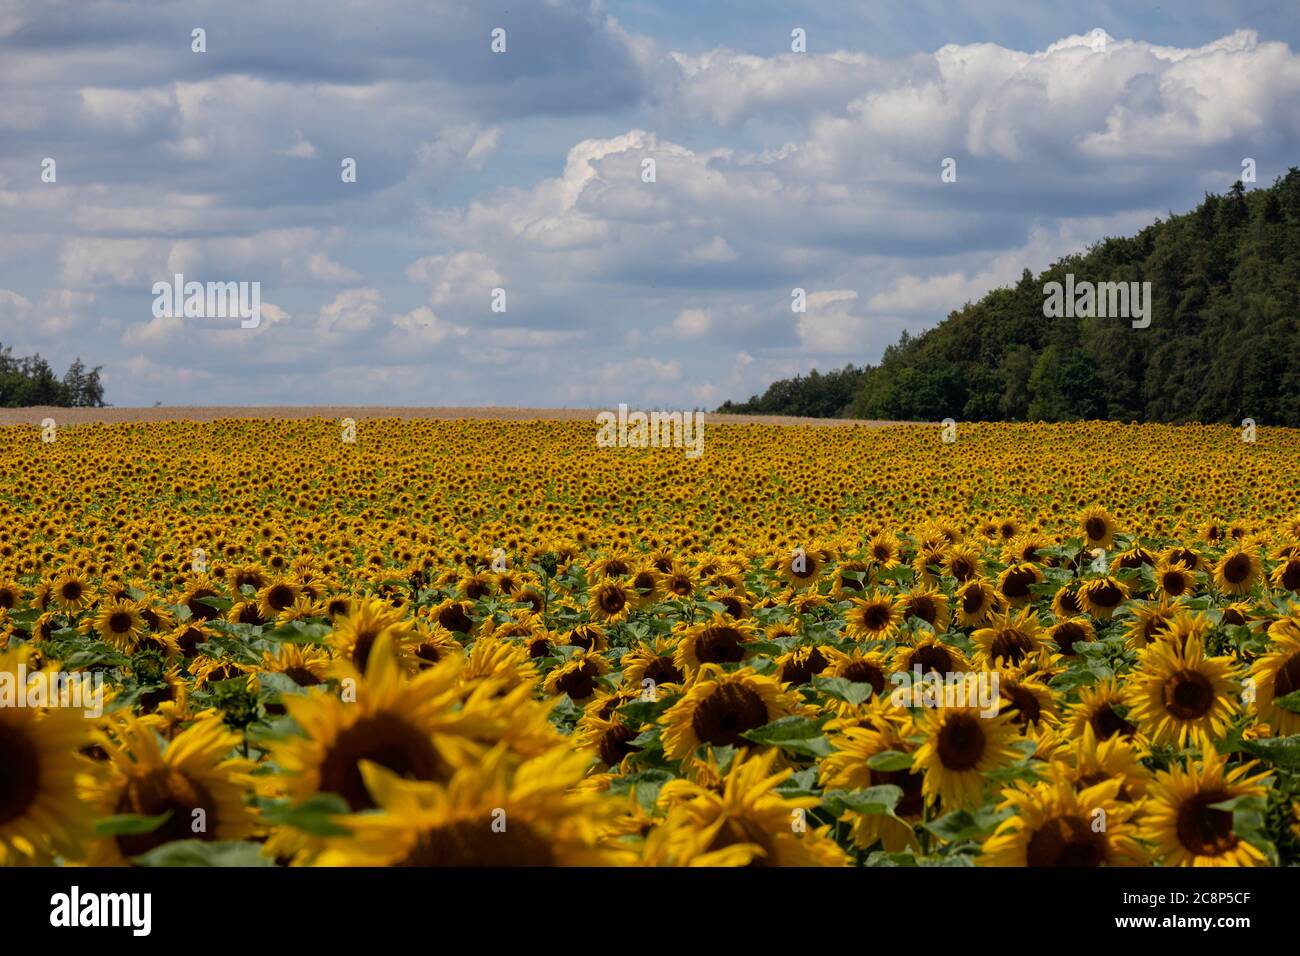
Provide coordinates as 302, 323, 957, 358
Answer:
0, 344, 105, 407
719, 169, 1300, 425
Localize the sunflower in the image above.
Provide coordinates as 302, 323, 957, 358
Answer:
1154, 562, 1198, 600
328, 596, 417, 676
1051, 584, 1084, 618
913, 706, 1021, 810
620, 639, 685, 696
90, 598, 146, 651
315, 745, 631, 866
942, 545, 983, 583
1079, 506, 1118, 550
1065, 679, 1140, 742
256, 578, 302, 620
997, 562, 1044, 607
820, 647, 893, 704
1249, 617, 1300, 736
1048, 616, 1096, 656
777, 546, 824, 590
1129, 637, 1241, 748
1077, 575, 1130, 619
819, 721, 923, 852
900, 584, 950, 633
775, 644, 833, 687
268, 634, 500, 824
628, 566, 663, 606
587, 579, 633, 623
894, 636, 971, 677
542, 650, 611, 703
845, 591, 904, 640
657, 748, 845, 866
50, 570, 95, 613
673, 614, 758, 675
972, 607, 1047, 668
996, 668, 1059, 730
659, 665, 804, 761
979, 773, 1146, 866
1053, 724, 1150, 802
0, 651, 94, 864
954, 578, 1004, 627
1120, 598, 1178, 649
79, 715, 256, 865
831, 559, 872, 598
637, 807, 759, 867
1270, 556, 1300, 593
1214, 548, 1262, 597
1141, 753, 1271, 866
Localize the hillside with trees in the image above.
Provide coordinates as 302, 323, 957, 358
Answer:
0, 344, 106, 407
719, 170, 1300, 425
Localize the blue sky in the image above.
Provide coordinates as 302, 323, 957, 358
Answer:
1, 1, 1297, 407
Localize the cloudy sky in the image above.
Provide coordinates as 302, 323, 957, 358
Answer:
2, 1, 1298, 408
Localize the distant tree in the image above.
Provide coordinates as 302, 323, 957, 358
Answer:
0, 343, 107, 407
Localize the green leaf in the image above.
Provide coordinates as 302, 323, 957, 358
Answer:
813, 675, 874, 706
926, 805, 1012, 842
1272, 689, 1300, 714
866, 750, 914, 772
741, 715, 833, 757
258, 794, 353, 837
823, 785, 903, 817
95, 811, 173, 836
130, 840, 277, 867
1238, 734, 1300, 769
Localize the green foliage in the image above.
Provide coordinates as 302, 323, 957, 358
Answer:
0, 344, 106, 407
720, 171, 1300, 425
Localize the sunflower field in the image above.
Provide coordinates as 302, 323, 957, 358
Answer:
3, 417, 1300, 867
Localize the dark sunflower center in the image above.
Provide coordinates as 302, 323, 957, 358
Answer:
555, 661, 601, 700
1090, 583, 1123, 608
1001, 568, 1035, 598
0, 725, 41, 827
266, 584, 295, 610
597, 587, 626, 614
1084, 518, 1108, 541
950, 558, 976, 582
1274, 652, 1300, 699
114, 767, 217, 858
1165, 670, 1215, 720
874, 768, 925, 817
913, 645, 953, 675
464, 579, 491, 600
643, 657, 683, 686
318, 714, 446, 811
61, 582, 83, 601
961, 588, 986, 614
1175, 789, 1237, 857
1026, 814, 1106, 867
691, 683, 768, 747
694, 626, 746, 664
108, 612, 135, 634
779, 648, 829, 686
187, 588, 220, 620
1003, 685, 1041, 726
632, 572, 657, 594
668, 576, 693, 596
936, 714, 986, 771
598, 723, 640, 766
840, 660, 886, 694
1161, 571, 1189, 596
1281, 561, 1300, 592
283, 665, 323, 687
1053, 622, 1086, 655
861, 603, 892, 631
989, 628, 1033, 665
350, 628, 380, 672
438, 604, 473, 633
1057, 590, 1082, 614
907, 596, 936, 624
398, 819, 555, 866
1223, 554, 1252, 584
1089, 702, 1136, 740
